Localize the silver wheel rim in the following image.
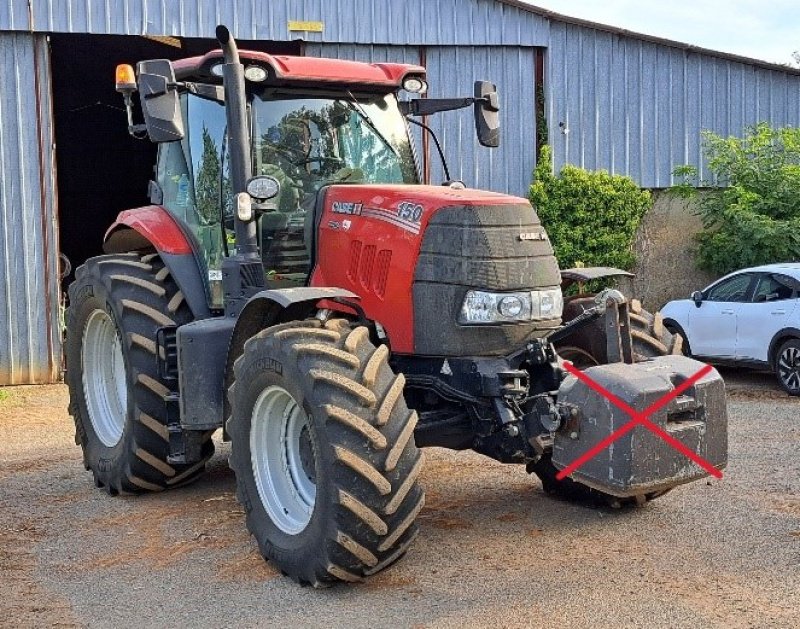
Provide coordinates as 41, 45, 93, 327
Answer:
778, 346, 800, 392
250, 385, 316, 534
81, 309, 128, 448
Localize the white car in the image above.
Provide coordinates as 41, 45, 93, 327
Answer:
660, 263, 800, 395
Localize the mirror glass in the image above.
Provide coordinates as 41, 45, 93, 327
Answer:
474, 80, 500, 148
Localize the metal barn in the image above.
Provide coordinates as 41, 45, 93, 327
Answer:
1, 0, 800, 384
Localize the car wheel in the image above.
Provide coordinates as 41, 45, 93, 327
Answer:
775, 339, 800, 396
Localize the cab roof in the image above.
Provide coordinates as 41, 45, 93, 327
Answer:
172, 49, 426, 90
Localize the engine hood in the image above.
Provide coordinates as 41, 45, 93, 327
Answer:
324, 183, 528, 210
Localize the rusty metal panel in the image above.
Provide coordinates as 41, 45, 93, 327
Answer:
0, 32, 60, 384
7, 0, 549, 46
547, 21, 800, 188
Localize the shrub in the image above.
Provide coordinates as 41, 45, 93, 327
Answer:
529, 145, 651, 271
672, 123, 800, 275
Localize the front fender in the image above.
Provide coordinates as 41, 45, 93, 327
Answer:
222, 287, 359, 432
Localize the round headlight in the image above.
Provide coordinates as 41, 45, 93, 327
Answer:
210, 63, 224, 77
402, 77, 428, 94
244, 65, 268, 82
498, 295, 523, 318
246, 175, 280, 201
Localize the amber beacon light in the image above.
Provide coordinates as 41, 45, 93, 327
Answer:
115, 64, 137, 93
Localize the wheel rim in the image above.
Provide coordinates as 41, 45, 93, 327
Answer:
778, 346, 800, 392
81, 309, 128, 448
250, 385, 317, 534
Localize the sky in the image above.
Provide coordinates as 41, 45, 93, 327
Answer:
523, 1, 800, 66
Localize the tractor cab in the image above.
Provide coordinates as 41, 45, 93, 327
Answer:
116, 48, 496, 308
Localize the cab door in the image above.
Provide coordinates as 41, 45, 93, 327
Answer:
689, 272, 756, 358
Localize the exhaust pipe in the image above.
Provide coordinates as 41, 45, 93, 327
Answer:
216, 25, 258, 258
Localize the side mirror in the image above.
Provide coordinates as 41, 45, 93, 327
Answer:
691, 290, 704, 307
474, 80, 500, 148
136, 59, 184, 143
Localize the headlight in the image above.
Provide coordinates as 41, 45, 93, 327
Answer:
459, 289, 563, 325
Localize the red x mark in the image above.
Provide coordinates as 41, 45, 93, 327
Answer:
555, 362, 723, 481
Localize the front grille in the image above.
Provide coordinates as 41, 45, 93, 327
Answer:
412, 203, 561, 356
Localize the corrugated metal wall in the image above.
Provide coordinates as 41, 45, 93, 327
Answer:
308, 43, 537, 195
2, 0, 800, 384
0, 32, 60, 384
2, 0, 548, 46
547, 22, 800, 187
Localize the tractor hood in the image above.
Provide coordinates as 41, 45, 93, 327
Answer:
312, 184, 562, 355
324, 183, 528, 214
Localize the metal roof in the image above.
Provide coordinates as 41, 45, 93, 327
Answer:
499, 1, 800, 76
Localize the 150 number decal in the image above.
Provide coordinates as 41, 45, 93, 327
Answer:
397, 201, 423, 223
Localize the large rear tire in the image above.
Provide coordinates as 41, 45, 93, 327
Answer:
556, 297, 683, 367
65, 252, 214, 494
536, 298, 680, 507
228, 318, 424, 586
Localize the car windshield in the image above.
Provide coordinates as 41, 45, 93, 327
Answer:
251, 90, 418, 211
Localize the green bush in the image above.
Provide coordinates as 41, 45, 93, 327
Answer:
672, 123, 800, 275
529, 145, 651, 271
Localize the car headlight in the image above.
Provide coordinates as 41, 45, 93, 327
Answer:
459, 289, 563, 324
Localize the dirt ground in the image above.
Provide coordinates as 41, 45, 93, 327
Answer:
1, 369, 798, 629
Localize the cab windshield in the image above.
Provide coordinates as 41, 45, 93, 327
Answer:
251, 90, 418, 211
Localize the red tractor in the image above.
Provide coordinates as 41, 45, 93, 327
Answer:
66, 27, 727, 586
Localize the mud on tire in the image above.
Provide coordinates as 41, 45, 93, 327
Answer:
65, 252, 214, 494
227, 318, 424, 586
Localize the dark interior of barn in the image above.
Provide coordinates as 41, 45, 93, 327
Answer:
49, 33, 300, 285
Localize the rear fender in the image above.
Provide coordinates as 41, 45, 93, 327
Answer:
560, 267, 634, 293
103, 206, 211, 319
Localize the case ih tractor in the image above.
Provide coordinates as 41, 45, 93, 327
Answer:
65, 27, 727, 586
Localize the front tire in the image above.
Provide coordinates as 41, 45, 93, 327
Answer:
228, 318, 424, 586
65, 253, 214, 494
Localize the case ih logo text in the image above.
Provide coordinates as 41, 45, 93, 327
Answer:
331, 201, 363, 215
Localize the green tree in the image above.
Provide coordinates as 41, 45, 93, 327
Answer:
195, 126, 222, 224
530, 145, 651, 271
672, 123, 800, 274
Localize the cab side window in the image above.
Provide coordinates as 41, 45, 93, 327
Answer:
705, 273, 754, 302
156, 94, 229, 307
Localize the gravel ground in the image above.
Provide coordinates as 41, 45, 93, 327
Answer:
1, 370, 798, 629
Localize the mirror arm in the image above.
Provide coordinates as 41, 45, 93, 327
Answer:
400, 97, 475, 117
121, 92, 148, 139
